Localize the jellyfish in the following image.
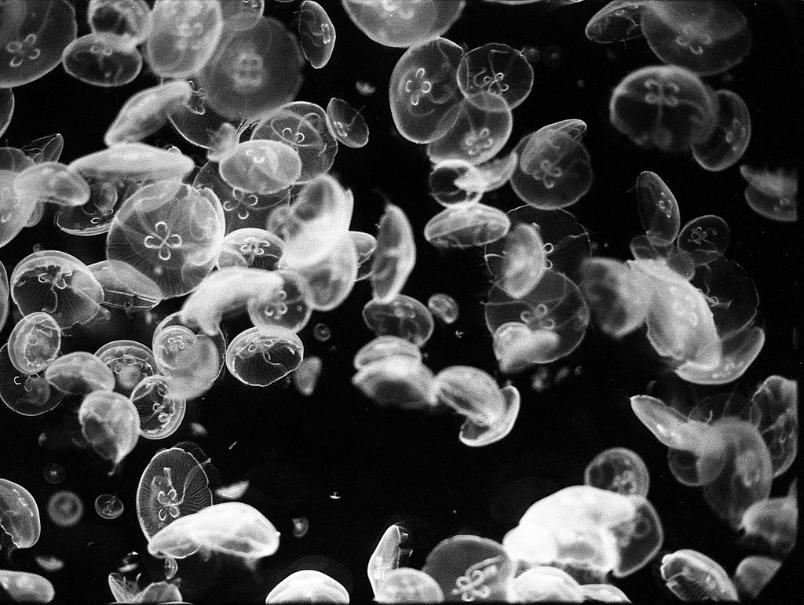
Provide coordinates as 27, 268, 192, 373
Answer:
265, 569, 349, 603
61, 32, 143, 87
41, 352, 113, 396
676, 215, 730, 266
584, 447, 650, 497
298, 1, 336, 69
739, 492, 797, 556
131, 375, 186, 440
428, 159, 484, 207
636, 171, 680, 246
94, 493, 124, 520
0, 89, 13, 139
0, 345, 63, 417
0, 479, 41, 548
424, 203, 510, 249
491, 323, 560, 375
352, 355, 437, 410
691, 89, 751, 172
247, 270, 314, 333
750, 375, 798, 477
427, 293, 458, 325
108, 574, 182, 604
88, 261, 161, 314
292, 233, 358, 311
7, 312, 61, 375
225, 325, 304, 387
104, 80, 193, 146
78, 391, 139, 469
218, 228, 284, 271
13, 162, 90, 208
368, 524, 413, 597
0, 570, 54, 604
87, 0, 152, 44
674, 324, 764, 386
739, 165, 798, 223
497, 223, 548, 299
585, 0, 648, 43
659, 549, 738, 601
457, 42, 534, 110
218, 140, 302, 196
343, 0, 464, 48
351, 231, 378, 282
454, 151, 518, 195
362, 295, 435, 347
166, 76, 233, 151
732, 556, 781, 599
353, 336, 422, 370
46, 490, 83, 528
579, 257, 651, 339
323, 98, 367, 151
220, 0, 264, 29
0, 149, 38, 248
375, 568, 444, 603
293, 356, 322, 397
511, 566, 584, 602
20, 133, 64, 164
371, 204, 416, 304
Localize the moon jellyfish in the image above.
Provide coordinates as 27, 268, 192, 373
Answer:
609, 65, 717, 153
497, 223, 547, 299
733, 556, 782, 599
218, 228, 284, 271
429, 159, 483, 207
0, 148, 37, 247
376, 568, 443, 603
61, 32, 143, 87
94, 493, 124, 520
89, 261, 162, 313
0, 89, 12, 138
220, 0, 264, 28
0, 570, 54, 603
93, 339, 155, 396
167, 77, 232, 151
0, 479, 40, 548
266, 569, 349, 603
750, 375, 797, 477
675, 324, 764, 386
579, 258, 650, 339
20, 133, 64, 164
131, 375, 186, 440
42, 464, 64, 485
144, 0, 223, 78
511, 566, 584, 602
298, 1, 336, 69
585, 0, 648, 43
226, 326, 304, 387
353, 355, 437, 410
424, 203, 510, 249
641, 1, 751, 76
197, 16, 303, 121
136, 446, 212, 542
293, 356, 322, 397
584, 447, 650, 497
43, 352, 113, 396
427, 293, 458, 325
13, 162, 90, 210
326, 97, 369, 148
455, 151, 518, 196
87, 0, 152, 45
363, 295, 434, 347
457, 42, 533, 110
353, 336, 422, 370
739, 165, 798, 223
492, 323, 560, 375
7, 312, 61, 375
46, 490, 83, 528
691, 90, 751, 172
368, 524, 413, 597
389, 37, 463, 144
677, 215, 730, 266
104, 81, 193, 146
422, 535, 515, 602
248, 270, 314, 333
739, 493, 797, 556
147, 502, 280, 564
351, 231, 377, 281
219, 140, 302, 196
343, 0, 464, 48
108, 575, 182, 604
0, 345, 63, 416
78, 390, 140, 467
371, 204, 416, 304
636, 171, 680, 246
659, 549, 738, 601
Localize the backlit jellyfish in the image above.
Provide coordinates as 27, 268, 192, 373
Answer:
136, 446, 212, 541
167, 77, 232, 151
289, 234, 358, 312
454, 151, 518, 195
13, 162, 90, 208
352, 355, 437, 410
579, 258, 650, 339
733, 556, 782, 599
363, 295, 435, 347
422, 535, 515, 602
0, 148, 37, 248
61, 32, 143, 87
0, 570, 54, 603
0, 345, 63, 416
247, 269, 314, 333
636, 171, 680, 246
677, 215, 730, 266
691, 90, 751, 172
104, 81, 193, 146
511, 566, 584, 602
293, 356, 322, 397
312, 323, 330, 342
298, 1, 336, 69
220, 0, 264, 29
457, 43, 534, 109
739, 492, 797, 556
106, 180, 225, 299
641, 1, 751, 76
95, 340, 156, 396
427, 93, 513, 166
376, 568, 444, 603
79, 390, 140, 468
739, 165, 798, 223
144, 0, 222, 78
389, 37, 464, 144
219, 140, 301, 197
94, 493, 124, 520
0, 89, 13, 138
434, 366, 521, 447
368, 524, 412, 597
218, 228, 284, 271
675, 324, 764, 386
197, 16, 304, 121
659, 549, 738, 601
0, 0, 77, 87
0, 479, 40, 548
343, 0, 464, 48
89, 261, 162, 313
351, 231, 377, 281
266, 570, 349, 603
584, 447, 650, 497
326, 97, 369, 148
585, 0, 648, 43
108, 575, 182, 604
424, 203, 510, 249
492, 322, 560, 375
131, 375, 186, 440
485, 269, 590, 364
20, 133, 64, 164
498, 223, 547, 299
609, 65, 717, 153
147, 502, 280, 564
7, 312, 61, 375
353, 336, 422, 370
427, 293, 458, 325
87, 0, 152, 45
750, 375, 797, 477
44, 352, 114, 396
46, 490, 83, 528
226, 326, 304, 387
692, 257, 758, 337
371, 204, 416, 304
429, 159, 483, 207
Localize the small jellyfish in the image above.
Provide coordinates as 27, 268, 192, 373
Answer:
266, 569, 349, 603
371, 204, 416, 304
215, 480, 249, 501
636, 171, 680, 246
352, 355, 437, 410
739, 165, 798, 223
247, 269, 315, 333
78, 390, 140, 468
457, 42, 534, 109
45, 352, 115, 396
0, 479, 41, 548
131, 375, 186, 440
677, 215, 730, 266
0, 570, 54, 604
218, 228, 284, 271
292, 516, 309, 538
219, 140, 302, 196
95, 494, 124, 520
87, 0, 152, 45
326, 97, 369, 148
429, 159, 483, 207
675, 324, 765, 386
298, 1, 336, 69
363, 295, 435, 347
368, 524, 413, 597
225, 326, 304, 387
427, 293, 458, 324
46, 490, 83, 528
43, 464, 64, 485
61, 32, 143, 87
104, 81, 193, 146
376, 568, 444, 603
691, 89, 751, 172
659, 549, 738, 601
7, 312, 61, 375
13, 162, 90, 207
424, 203, 511, 249
584, 447, 650, 497
343, 0, 464, 48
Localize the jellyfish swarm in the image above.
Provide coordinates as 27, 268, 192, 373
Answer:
0, 479, 41, 548
78, 390, 140, 469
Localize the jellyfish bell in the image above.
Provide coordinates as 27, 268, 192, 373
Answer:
659, 549, 738, 601
45, 352, 115, 396
225, 325, 304, 388
104, 81, 194, 146
459, 384, 520, 447
375, 568, 444, 603
493, 323, 561, 375
367, 524, 413, 597
0, 570, 54, 604
371, 204, 416, 304
78, 390, 140, 469
352, 355, 437, 410
7, 312, 61, 375
362, 295, 435, 347
265, 569, 349, 603
511, 566, 584, 602
353, 336, 422, 370
0, 479, 41, 549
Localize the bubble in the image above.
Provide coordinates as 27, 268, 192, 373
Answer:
94, 494, 124, 520
47, 490, 84, 528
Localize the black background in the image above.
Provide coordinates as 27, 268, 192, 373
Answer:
0, 0, 801, 602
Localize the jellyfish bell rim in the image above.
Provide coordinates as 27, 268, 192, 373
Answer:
459, 385, 520, 447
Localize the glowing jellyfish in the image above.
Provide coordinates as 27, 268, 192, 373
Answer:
584, 447, 650, 497
636, 171, 680, 245
108, 575, 182, 604
677, 215, 729, 266
12, 162, 89, 211
691, 89, 751, 172
0, 570, 54, 603
266, 569, 348, 603
492, 323, 560, 375
7, 312, 61, 375
61, 32, 143, 87
454, 151, 518, 195
326, 97, 369, 148
94, 341, 154, 397
739, 493, 797, 556
94, 493, 124, 520
497, 223, 547, 299
88, 261, 161, 313
87, 0, 152, 44
0, 345, 63, 417
750, 375, 798, 477
220, 0, 264, 29
457, 42, 534, 109
293, 356, 322, 397
247, 270, 314, 333
353, 336, 422, 370
144, 0, 222, 78
46, 490, 83, 528
20, 133, 64, 164
368, 524, 412, 597
424, 203, 510, 249
218, 228, 284, 271
131, 375, 186, 440
363, 295, 434, 346
585, 0, 648, 43
197, 16, 303, 121
0, 148, 38, 248
351, 231, 377, 281
104, 81, 193, 146
739, 165, 798, 223
389, 37, 464, 144
0, 89, 12, 139
343, 0, 464, 48
78, 390, 140, 467
371, 204, 416, 304
0, 479, 40, 548
0, 262, 8, 333
659, 549, 738, 601
376, 568, 444, 603
298, 1, 336, 69
609, 65, 717, 153
427, 293, 458, 325
579, 257, 650, 338
511, 566, 584, 602
353, 355, 437, 410
226, 325, 304, 387
167, 77, 232, 151
733, 556, 782, 600
429, 159, 483, 207
106, 180, 225, 299
219, 140, 302, 196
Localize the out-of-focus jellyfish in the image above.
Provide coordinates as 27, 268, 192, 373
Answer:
265, 569, 349, 603
389, 37, 464, 143
219, 140, 302, 196
585, 0, 648, 43
0, 0, 77, 87
20, 133, 64, 164
578, 583, 631, 602
677, 215, 730, 266
136, 446, 212, 542
326, 97, 369, 149
429, 159, 483, 207
7, 312, 61, 375
226, 326, 304, 387
363, 295, 434, 346
739, 165, 798, 223
691, 90, 751, 172
424, 203, 510, 249
87, 0, 152, 45
291, 516, 309, 538
147, 502, 280, 564
218, 228, 284, 271
61, 32, 143, 87
0, 262, 8, 333
375, 568, 444, 603
636, 171, 680, 246
95, 340, 157, 396
42, 464, 64, 485
131, 375, 186, 440
290, 233, 357, 312
750, 375, 797, 477
13, 162, 90, 208
293, 356, 322, 397
609, 65, 717, 153
353, 336, 422, 370
579, 258, 650, 339
0, 570, 54, 604
0, 149, 37, 248
423, 535, 515, 602
740, 490, 797, 556
427, 93, 513, 166
298, 1, 336, 69
0, 479, 41, 548
0, 345, 63, 416
108, 574, 182, 604
457, 43, 533, 110
106, 180, 225, 299
454, 151, 518, 196
584, 447, 650, 497
353, 355, 437, 410
491, 322, 560, 375
46, 490, 83, 528
497, 223, 547, 299
247, 270, 314, 333
641, 1, 751, 76
78, 390, 140, 468
427, 293, 458, 325
44, 352, 114, 395
368, 525, 413, 597
733, 555, 781, 599
351, 231, 377, 281
167, 77, 232, 151
511, 566, 584, 602
313, 323, 331, 342
0, 89, 12, 138
216, 480, 250, 501
89, 261, 162, 313
659, 549, 738, 601
94, 493, 124, 520
104, 81, 193, 146
144, 0, 222, 78
343, 0, 464, 48
371, 204, 416, 304
675, 324, 764, 386
197, 17, 303, 121
220, 0, 264, 29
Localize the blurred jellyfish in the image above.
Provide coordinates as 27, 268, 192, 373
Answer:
42, 464, 64, 485
691, 90, 751, 172
585, 0, 648, 43
739, 492, 797, 556
326, 97, 369, 149
454, 151, 518, 196
427, 293, 458, 325
220, 0, 264, 29
351, 231, 377, 281
511, 566, 584, 602
13, 162, 90, 208
167, 78, 233, 151
44, 352, 115, 396
584, 447, 650, 497
424, 203, 511, 249
739, 165, 798, 223
353, 355, 437, 410
292, 234, 358, 311
363, 295, 434, 347
675, 324, 764, 386
750, 375, 797, 477
0, 345, 63, 416
226, 326, 304, 387
497, 223, 547, 299
131, 375, 186, 440
20, 133, 64, 164
62, 32, 143, 87
0, 263, 8, 333
104, 81, 193, 146
247, 270, 315, 333
293, 356, 322, 397
219, 140, 302, 196
492, 322, 560, 375
94, 493, 124, 520
94, 341, 154, 398
7, 312, 61, 375
376, 568, 444, 603
733, 556, 782, 599
457, 42, 533, 109
579, 258, 650, 339
0, 479, 41, 548
312, 323, 331, 342
429, 159, 483, 207
371, 204, 416, 304
218, 228, 284, 271
152, 321, 224, 400
0, 90, 13, 139
78, 390, 140, 468
368, 524, 413, 597
0, 570, 54, 604
87, 0, 152, 44
353, 336, 422, 370
266, 569, 349, 603
636, 171, 680, 246
46, 490, 83, 528
343, 0, 464, 48
659, 549, 738, 601
298, 1, 336, 69
0, 148, 37, 248
108, 573, 182, 604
